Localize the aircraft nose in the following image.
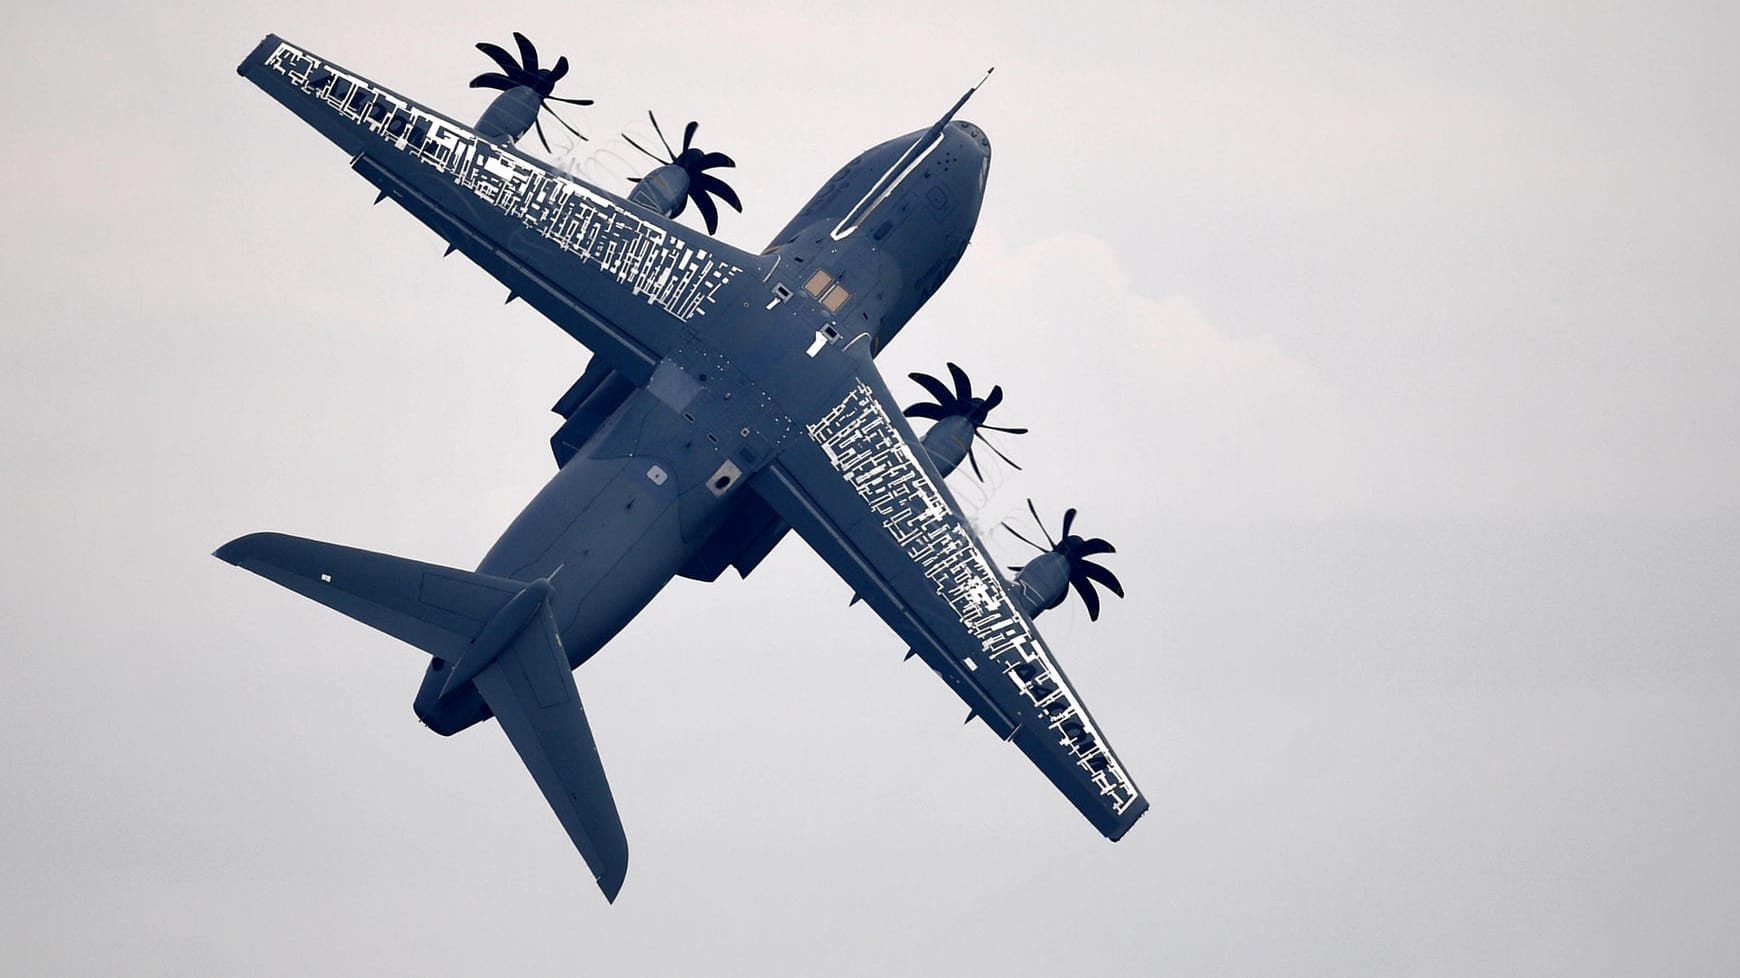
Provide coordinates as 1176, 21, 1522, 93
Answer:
952, 119, 991, 158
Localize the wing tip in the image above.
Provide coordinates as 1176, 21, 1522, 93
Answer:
594, 832, 630, 903
237, 34, 283, 79
599, 865, 626, 903
1104, 795, 1150, 842
213, 531, 281, 565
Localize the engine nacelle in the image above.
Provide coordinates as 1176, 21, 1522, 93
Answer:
627, 163, 689, 219
475, 86, 540, 144
919, 415, 975, 478
1010, 551, 1071, 619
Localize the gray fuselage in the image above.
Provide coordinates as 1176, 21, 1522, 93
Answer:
415, 121, 991, 734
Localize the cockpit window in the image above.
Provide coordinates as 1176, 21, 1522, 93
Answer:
803, 269, 833, 297
820, 284, 850, 312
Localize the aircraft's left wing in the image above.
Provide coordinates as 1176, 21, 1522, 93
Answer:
749, 356, 1147, 841
238, 35, 767, 385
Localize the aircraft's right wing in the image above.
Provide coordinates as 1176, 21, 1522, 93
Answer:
748, 355, 1147, 841
238, 35, 769, 386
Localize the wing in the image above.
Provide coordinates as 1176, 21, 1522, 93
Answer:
748, 355, 1147, 840
237, 35, 767, 385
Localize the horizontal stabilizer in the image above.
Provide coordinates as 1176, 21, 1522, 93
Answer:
213, 532, 524, 660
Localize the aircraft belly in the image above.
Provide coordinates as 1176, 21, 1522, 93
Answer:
476, 449, 658, 583
476, 380, 786, 669
481, 461, 678, 660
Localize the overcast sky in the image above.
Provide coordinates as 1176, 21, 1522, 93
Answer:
3, 1, 1737, 975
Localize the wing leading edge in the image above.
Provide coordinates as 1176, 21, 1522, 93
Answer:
237, 35, 768, 385
749, 357, 1147, 841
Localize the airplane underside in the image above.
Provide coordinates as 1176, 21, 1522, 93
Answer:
218, 33, 1145, 903
416, 377, 751, 734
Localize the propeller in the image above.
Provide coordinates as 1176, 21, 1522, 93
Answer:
469, 32, 594, 152
903, 362, 1029, 479
1003, 500, 1125, 621
623, 113, 743, 234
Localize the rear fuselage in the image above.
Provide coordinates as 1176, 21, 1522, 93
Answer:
415, 121, 991, 733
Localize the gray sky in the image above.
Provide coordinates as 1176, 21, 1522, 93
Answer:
3, 1, 1737, 975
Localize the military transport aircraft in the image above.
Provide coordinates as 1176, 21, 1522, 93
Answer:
218, 32, 1146, 902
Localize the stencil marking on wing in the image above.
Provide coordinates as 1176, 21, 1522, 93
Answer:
807, 382, 1139, 813
261, 42, 740, 322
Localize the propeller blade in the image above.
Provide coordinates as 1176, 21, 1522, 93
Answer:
1078, 560, 1125, 598
980, 424, 1030, 435
681, 120, 699, 153
476, 42, 523, 79
532, 113, 552, 153
907, 371, 958, 412
649, 111, 677, 160
690, 183, 721, 233
694, 151, 737, 171
946, 362, 973, 403
623, 134, 666, 165
1075, 537, 1117, 558
691, 172, 743, 212
902, 401, 950, 421
545, 95, 595, 106
1028, 499, 1056, 549
1061, 507, 1077, 538
468, 72, 520, 92
968, 444, 983, 480
549, 55, 570, 83
984, 384, 1004, 411
974, 431, 1022, 471
1070, 574, 1103, 621
512, 31, 540, 75
1001, 522, 1048, 553
541, 103, 588, 141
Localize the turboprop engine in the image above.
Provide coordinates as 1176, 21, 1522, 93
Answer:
468, 32, 593, 151
623, 113, 742, 233
902, 363, 1027, 479
1003, 501, 1125, 621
